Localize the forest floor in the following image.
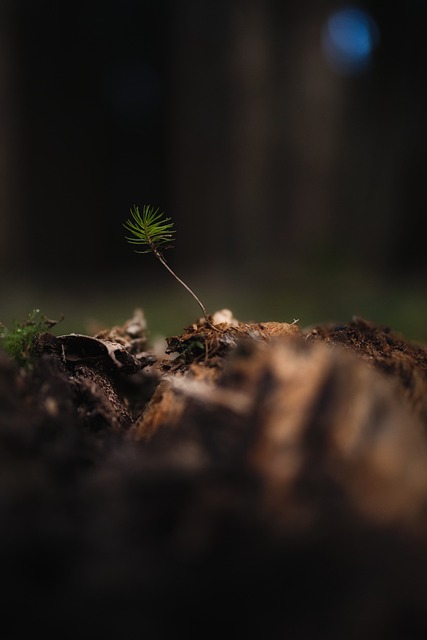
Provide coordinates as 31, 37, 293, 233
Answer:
1, 307, 427, 638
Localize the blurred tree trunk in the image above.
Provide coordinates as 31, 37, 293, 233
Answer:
229, 0, 273, 269
0, 6, 21, 272
169, 0, 233, 273
229, 1, 344, 276
172, 0, 342, 279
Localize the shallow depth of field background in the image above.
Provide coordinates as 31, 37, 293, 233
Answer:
1, 0, 426, 341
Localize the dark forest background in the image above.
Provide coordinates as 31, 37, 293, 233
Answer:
0, 0, 426, 339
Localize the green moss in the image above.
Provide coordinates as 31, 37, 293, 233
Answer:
0, 309, 54, 366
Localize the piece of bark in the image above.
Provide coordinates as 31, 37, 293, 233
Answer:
305, 316, 427, 426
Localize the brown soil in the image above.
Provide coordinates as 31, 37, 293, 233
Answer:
1, 308, 427, 638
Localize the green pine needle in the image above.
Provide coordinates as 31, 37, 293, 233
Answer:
123, 205, 175, 254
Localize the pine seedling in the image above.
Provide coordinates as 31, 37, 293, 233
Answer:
123, 205, 211, 323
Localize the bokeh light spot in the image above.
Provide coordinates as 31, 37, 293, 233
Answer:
322, 6, 380, 75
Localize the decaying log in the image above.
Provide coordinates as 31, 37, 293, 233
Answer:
2, 309, 427, 638
131, 329, 427, 527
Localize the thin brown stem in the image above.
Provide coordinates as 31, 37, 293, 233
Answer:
153, 248, 210, 321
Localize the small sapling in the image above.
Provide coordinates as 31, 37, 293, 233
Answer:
123, 205, 212, 325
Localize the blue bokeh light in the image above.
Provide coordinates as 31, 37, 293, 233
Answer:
322, 6, 380, 75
